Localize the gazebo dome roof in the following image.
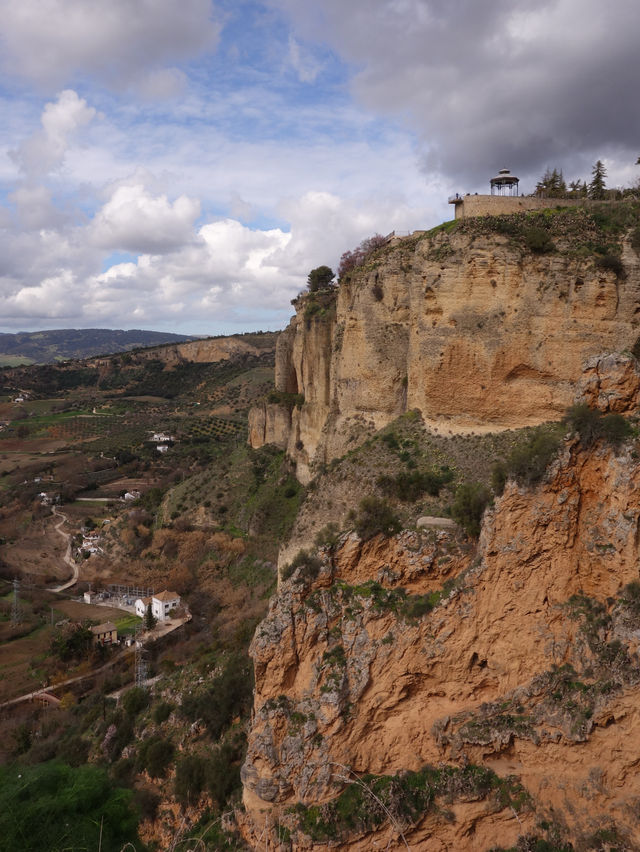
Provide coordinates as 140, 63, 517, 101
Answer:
490, 168, 519, 185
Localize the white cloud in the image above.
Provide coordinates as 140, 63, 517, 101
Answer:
0, 0, 220, 90
90, 183, 201, 253
10, 90, 97, 178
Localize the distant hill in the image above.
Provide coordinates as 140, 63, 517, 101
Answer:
0, 328, 199, 365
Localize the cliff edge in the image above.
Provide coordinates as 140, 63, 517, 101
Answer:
249, 206, 640, 483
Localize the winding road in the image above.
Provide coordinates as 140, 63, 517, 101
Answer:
50, 505, 79, 593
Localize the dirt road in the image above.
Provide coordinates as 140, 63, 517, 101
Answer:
50, 506, 79, 593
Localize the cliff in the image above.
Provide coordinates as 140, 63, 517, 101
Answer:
249, 207, 640, 483
240, 436, 640, 849
237, 205, 640, 850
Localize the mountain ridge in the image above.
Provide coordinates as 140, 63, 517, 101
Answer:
0, 327, 201, 365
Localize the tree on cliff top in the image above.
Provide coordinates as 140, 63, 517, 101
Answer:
338, 233, 387, 280
307, 265, 335, 292
536, 167, 567, 198
588, 160, 607, 199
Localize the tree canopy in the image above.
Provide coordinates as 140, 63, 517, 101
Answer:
306, 265, 335, 292
535, 167, 567, 198
588, 160, 607, 199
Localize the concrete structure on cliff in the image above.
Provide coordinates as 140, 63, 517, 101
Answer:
449, 167, 584, 219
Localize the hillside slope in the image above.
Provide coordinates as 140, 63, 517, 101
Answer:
0, 327, 197, 364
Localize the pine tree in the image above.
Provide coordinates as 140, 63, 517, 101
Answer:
588, 160, 607, 199
536, 167, 567, 198
306, 266, 335, 292
145, 602, 157, 630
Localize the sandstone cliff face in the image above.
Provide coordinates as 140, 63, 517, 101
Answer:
250, 219, 640, 483
240, 438, 640, 849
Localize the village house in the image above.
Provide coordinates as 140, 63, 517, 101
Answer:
135, 596, 152, 618
149, 432, 175, 443
91, 622, 118, 645
135, 590, 180, 621
152, 590, 180, 621
135, 590, 181, 622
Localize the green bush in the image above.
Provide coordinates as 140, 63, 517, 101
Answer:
354, 496, 401, 541
175, 754, 207, 806
450, 483, 491, 538
631, 226, 640, 255
565, 404, 632, 447
377, 467, 453, 502
314, 522, 341, 550
523, 226, 555, 253
266, 390, 305, 409
175, 738, 244, 810
121, 686, 150, 718
596, 252, 625, 278
137, 735, 174, 778
492, 430, 563, 494
180, 654, 253, 739
152, 700, 173, 724
281, 549, 322, 583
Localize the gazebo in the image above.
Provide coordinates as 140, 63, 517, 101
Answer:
490, 168, 519, 196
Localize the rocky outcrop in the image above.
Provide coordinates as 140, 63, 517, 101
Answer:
575, 352, 640, 412
240, 439, 640, 849
89, 332, 277, 368
250, 216, 640, 482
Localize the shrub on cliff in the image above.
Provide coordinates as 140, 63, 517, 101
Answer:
180, 654, 253, 739
267, 390, 305, 409
596, 252, 625, 278
281, 549, 322, 583
450, 483, 491, 538
491, 430, 563, 494
377, 467, 453, 502
354, 496, 401, 541
338, 234, 387, 280
523, 226, 555, 253
564, 404, 632, 448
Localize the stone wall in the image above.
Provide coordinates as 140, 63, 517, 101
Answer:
451, 194, 588, 219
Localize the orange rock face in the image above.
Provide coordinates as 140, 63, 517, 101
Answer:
240, 440, 640, 849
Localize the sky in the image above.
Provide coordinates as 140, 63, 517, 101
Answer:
0, 0, 638, 336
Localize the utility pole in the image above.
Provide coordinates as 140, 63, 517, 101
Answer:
134, 626, 148, 690
11, 577, 21, 626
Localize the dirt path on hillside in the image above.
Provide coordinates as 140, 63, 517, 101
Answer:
50, 506, 79, 592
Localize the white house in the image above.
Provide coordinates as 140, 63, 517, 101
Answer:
135, 590, 181, 622
135, 596, 152, 618
151, 590, 181, 621
150, 432, 174, 443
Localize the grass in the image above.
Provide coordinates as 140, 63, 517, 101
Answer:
114, 614, 142, 635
